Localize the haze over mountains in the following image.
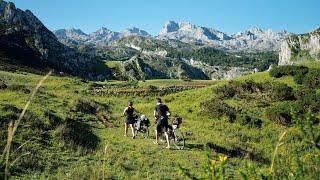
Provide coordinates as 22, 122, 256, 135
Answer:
54, 20, 291, 52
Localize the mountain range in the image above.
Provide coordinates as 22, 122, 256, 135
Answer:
0, 0, 319, 81
54, 20, 291, 52
54, 27, 151, 47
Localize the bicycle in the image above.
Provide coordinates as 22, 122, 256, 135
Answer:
158, 117, 185, 150
133, 114, 150, 138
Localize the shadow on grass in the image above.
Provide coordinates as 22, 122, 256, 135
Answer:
207, 142, 270, 165
184, 143, 205, 151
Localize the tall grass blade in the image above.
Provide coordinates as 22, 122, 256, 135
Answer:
2, 70, 52, 180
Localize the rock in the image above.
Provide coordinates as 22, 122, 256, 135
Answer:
279, 27, 320, 65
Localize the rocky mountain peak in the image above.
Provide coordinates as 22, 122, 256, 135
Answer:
158, 20, 231, 43
54, 28, 87, 39
94, 27, 114, 35
247, 27, 263, 34
122, 27, 150, 37
159, 20, 180, 34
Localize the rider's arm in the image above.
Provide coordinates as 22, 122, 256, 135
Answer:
167, 110, 171, 116
123, 107, 128, 116
153, 110, 157, 119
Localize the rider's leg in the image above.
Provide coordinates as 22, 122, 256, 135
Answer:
155, 129, 159, 144
154, 120, 162, 144
164, 131, 170, 148
129, 124, 135, 138
124, 123, 128, 136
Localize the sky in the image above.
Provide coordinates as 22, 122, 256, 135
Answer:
9, 0, 320, 35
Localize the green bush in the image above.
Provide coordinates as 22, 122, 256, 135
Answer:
74, 98, 109, 115
266, 102, 293, 126
200, 98, 235, 119
303, 69, 320, 89
215, 83, 237, 98
267, 82, 295, 101
293, 73, 305, 84
215, 80, 263, 99
294, 88, 320, 114
236, 114, 263, 128
55, 117, 100, 151
269, 65, 308, 78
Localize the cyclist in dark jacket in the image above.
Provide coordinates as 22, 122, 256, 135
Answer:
153, 98, 171, 148
123, 101, 136, 139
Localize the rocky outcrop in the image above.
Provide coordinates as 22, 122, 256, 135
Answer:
182, 58, 252, 80
0, 0, 110, 80
117, 55, 208, 81
279, 28, 320, 65
118, 56, 168, 81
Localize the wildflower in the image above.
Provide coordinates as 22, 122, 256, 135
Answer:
219, 155, 228, 162
210, 160, 218, 170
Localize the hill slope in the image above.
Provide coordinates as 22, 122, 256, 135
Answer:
0, 0, 110, 80
0, 62, 319, 179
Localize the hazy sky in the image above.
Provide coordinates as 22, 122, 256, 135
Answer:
9, 0, 320, 35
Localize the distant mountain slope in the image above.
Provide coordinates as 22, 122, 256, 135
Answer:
101, 36, 278, 80
0, 0, 110, 80
158, 21, 231, 44
279, 27, 320, 65
53, 27, 151, 47
158, 21, 291, 51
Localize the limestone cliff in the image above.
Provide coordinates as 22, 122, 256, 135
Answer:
279, 28, 320, 65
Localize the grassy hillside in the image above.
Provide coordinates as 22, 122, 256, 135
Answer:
0, 63, 319, 179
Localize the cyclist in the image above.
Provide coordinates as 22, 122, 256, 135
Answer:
153, 98, 171, 149
123, 101, 136, 139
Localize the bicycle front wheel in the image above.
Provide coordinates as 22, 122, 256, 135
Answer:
172, 130, 185, 150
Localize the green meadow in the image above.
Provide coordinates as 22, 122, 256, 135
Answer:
0, 63, 319, 179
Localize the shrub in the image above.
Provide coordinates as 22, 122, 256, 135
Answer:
266, 102, 293, 126
74, 98, 109, 115
55, 117, 100, 151
215, 83, 237, 98
303, 69, 320, 89
236, 114, 263, 128
294, 88, 320, 114
267, 82, 295, 101
270, 65, 308, 78
293, 73, 304, 84
269, 65, 308, 78
215, 80, 263, 99
200, 98, 235, 118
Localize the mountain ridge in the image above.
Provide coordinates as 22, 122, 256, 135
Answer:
0, 0, 110, 80
54, 20, 293, 52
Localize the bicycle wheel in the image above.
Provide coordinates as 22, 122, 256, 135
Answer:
172, 130, 185, 150
141, 126, 149, 138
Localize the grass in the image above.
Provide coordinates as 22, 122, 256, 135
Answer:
0, 63, 319, 179
105, 60, 120, 69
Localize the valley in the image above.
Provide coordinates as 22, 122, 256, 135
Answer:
0, 0, 320, 179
